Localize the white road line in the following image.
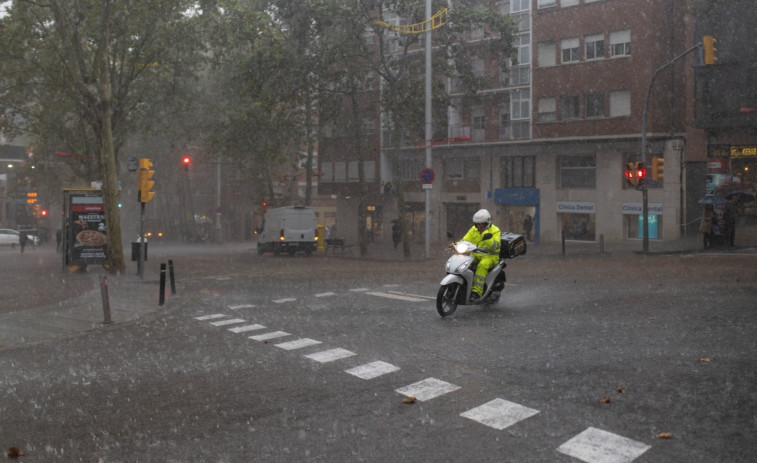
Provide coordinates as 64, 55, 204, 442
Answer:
275, 338, 322, 350
557, 427, 651, 463
195, 314, 226, 321
250, 331, 290, 341
228, 324, 266, 333
395, 378, 460, 402
209, 318, 246, 327
305, 348, 356, 363
350, 288, 370, 292
386, 290, 435, 300
315, 292, 336, 298
272, 298, 297, 304
365, 291, 427, 302
460, 398, 539, 431
228, 304, 256, 310
345, 361, 400, 380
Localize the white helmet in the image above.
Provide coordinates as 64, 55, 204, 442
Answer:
472, 209, 491, 228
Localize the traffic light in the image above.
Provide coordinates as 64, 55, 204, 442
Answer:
703, 35, 718, 65
636, 162, 646, 185
624, 162, 646, 187
625, 162, 638, 187
138, 158, 155, 203
182, 155, 191, 170
651, 157, 664, 181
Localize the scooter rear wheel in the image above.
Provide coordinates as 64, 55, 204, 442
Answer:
436, 284, 460, 317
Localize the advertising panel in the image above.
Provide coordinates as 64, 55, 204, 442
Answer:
63, 189, 107, 267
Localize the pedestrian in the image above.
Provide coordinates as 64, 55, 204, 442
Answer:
523, 214, 533, 241
19, 230, 27, 254
699, 204, 715, 250
723, 197, 737, 247
56, 228, 62, 251
392, 221, 401, 249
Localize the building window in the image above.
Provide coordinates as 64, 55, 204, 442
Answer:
501, 156, 535, 188
511, 0, 530, 13
363, 119, 376, 135
446, 158, 463, 180
334, 161, 347, 182
499, 104, 510, 140
561, 37, 579, 63
561, 0, 579, 6
537, 97, 557, 122
365, 72, 375, 91
472, 57, 485, 77
610, 29, 631, 57
561, 95, 580, 120
586, 92, 604, 117
558, 154, 596, 189
585, 33, 604, 60
560, 211, 595, 241
609, 89, 631, 117
400, 156, 424, 181
466, 157, 481, 180
538, 41, 556, 67
321, 161, 333, 182
348, 160, 376, 181
516, 33, 531, 66
538, 0, 556, 8
471, 106, 485, 141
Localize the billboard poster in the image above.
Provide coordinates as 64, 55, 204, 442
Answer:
63, 190, 108, 267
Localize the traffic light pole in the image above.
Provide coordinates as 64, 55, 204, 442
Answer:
641, 42, 703, 253
138, 201, 145, 279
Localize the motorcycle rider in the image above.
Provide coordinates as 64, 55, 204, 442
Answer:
459, 209, 501, 301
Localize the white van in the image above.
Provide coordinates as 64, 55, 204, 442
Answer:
256, 206, 317, 256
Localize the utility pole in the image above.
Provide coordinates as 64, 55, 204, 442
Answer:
641, 42, 703, 253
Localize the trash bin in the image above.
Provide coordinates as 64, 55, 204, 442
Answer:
131, 241, 148, 261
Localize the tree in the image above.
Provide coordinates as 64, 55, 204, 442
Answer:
357, 0, 516, 258
0, 0, 206, 273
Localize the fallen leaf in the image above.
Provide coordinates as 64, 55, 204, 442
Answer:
6, 447, 24, 458
699, 357, 712, 363
656, 432, 673, 439
402, 396, 417, 404
617, 387, 627, 394
599, 397, 611, 404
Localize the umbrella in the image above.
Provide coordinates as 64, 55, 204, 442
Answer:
724, 190, 755, 203
698, 195, 726, 205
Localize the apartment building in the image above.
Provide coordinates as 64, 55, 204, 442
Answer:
319, 0, 754, 247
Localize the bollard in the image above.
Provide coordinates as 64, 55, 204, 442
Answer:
100, 275, 112, 324
561, 230, 566, 256
159, 263, 166, 306
168, 259, 176, 295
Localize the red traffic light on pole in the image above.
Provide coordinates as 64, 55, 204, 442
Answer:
636, 162, 646, 184
182, 156, 191, 170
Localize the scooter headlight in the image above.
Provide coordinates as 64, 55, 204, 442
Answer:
454, 242, 470, 253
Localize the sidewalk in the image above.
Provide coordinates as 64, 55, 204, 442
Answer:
0, 250, 174, 350
337, 224, 757, 261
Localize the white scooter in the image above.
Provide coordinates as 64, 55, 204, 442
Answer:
436, 232, 526, 317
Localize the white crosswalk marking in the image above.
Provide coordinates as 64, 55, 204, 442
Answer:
195, 314, 226, 321
315, 292, 336, 298
272, 298, 296, 304
228, 324, 266, 333
557, 427, 651, 463
250, 331, 290, 341
305, 348, 356, 363
209, 318, 246, 327
275, 338, 322, 350
228, 304, 256, 310
396, 378, 460, 402
345, 361, 400, 380
460, 398, 539, 430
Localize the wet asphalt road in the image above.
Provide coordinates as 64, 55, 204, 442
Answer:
0, 243, 755, 462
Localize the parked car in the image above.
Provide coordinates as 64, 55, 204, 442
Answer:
0, 229, 40, 247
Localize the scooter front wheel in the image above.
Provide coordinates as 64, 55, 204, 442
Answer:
436, 284, 460, 317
